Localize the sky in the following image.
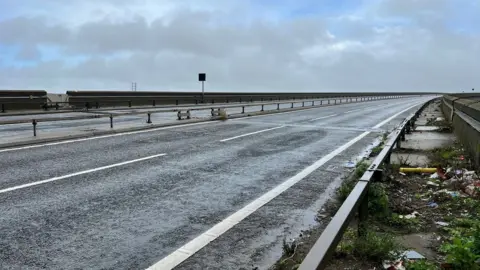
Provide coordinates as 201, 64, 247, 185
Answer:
0, 0, 478, 93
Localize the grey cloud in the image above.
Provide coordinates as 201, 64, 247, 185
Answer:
0, 1, 479, 92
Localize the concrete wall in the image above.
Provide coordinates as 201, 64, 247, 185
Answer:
0, 90, 48, 111
67, 90, 437, 108
442, 94, 480, 167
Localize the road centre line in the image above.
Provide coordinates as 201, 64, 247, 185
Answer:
219, 126, 285, 142
308, 114, 338, 121
0, 153, 167, 194
146, 101, 426, 270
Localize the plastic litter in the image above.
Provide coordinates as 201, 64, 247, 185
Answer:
403, 250, 425, 260
399, 211, 419, 219
428, 202, 439, 208
426, 181, 440, 187
344, 161, 355, 168
400, 168, 437, 173
435, 221, 449, 227
383, 250, 425, 270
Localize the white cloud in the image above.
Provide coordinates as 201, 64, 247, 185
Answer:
0, 0, 478, 92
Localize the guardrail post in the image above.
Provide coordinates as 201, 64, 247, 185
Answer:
401, 129, 406, 141
95, 102, 99, 109
195, 99, 198, 105
212, 99, 214, 104
176, 100, 179, 105
328, 100, 330, 104
128, 101, 132, 107
242, 106, 245, 114
177, 111, 181, 120
385, 151, 391, 165
334, 99, 337, 104
302, 101, 305, 107
110, 114, 113, 128
211, 108, 215, 116
187, 110, 191, 119
312, 101, 314, 106
406, 120, 411, 134
291, 102, 294, 108
320, 100, 323, 105
358, 192, 368, 237
32, 119, 37, 137
277, 103, 280, 110
261, 105, 264, 111
153, 100, 156, 106
250, 98, 253, 102
226, 99, 229, 103
55, 103, 59, 110
147, 113, 152, 124
239, 98, 242, 103
1, 104, 4, 113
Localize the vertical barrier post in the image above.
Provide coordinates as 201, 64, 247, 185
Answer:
147, 113, 152, 124
153, 100, 156, 106
1, 104, 4, 113
32, 119, 37, 137
261, 105, 264, 111
302, 101, 305, 107
242, 106, 245, 114
277, 104, 280, 110
110, 114, 113, 128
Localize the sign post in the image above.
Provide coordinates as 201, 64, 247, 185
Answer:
198, 73, 206, 103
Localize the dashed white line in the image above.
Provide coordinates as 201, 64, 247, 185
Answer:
146, 101, 426, 270
308, 114, 338, 121
0, 153, 167, 194
344, 109, 359, 113
219, 126, 285, 142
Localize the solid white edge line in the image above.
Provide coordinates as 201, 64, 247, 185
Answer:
146, 100, 427, 270
0, 153, 167, 194
219, 126, 285, 142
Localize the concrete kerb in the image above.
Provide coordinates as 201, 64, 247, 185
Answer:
0, 96, 412, 150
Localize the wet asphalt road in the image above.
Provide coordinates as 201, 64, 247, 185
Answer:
0, 97, 432, 270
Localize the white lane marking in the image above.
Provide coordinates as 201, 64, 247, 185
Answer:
0, 153, 167, 194
308, 114, 338, 121
219, 126, 285, 142
0, 121, 214, 153
344, 109, 359, 113
146, 101, 426, 270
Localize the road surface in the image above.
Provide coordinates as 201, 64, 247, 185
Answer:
0, 96, 431, 270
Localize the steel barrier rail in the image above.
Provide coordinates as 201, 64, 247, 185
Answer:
0, 95, 417, 137
0, 95, 404, 125
298, 98, 437, 270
